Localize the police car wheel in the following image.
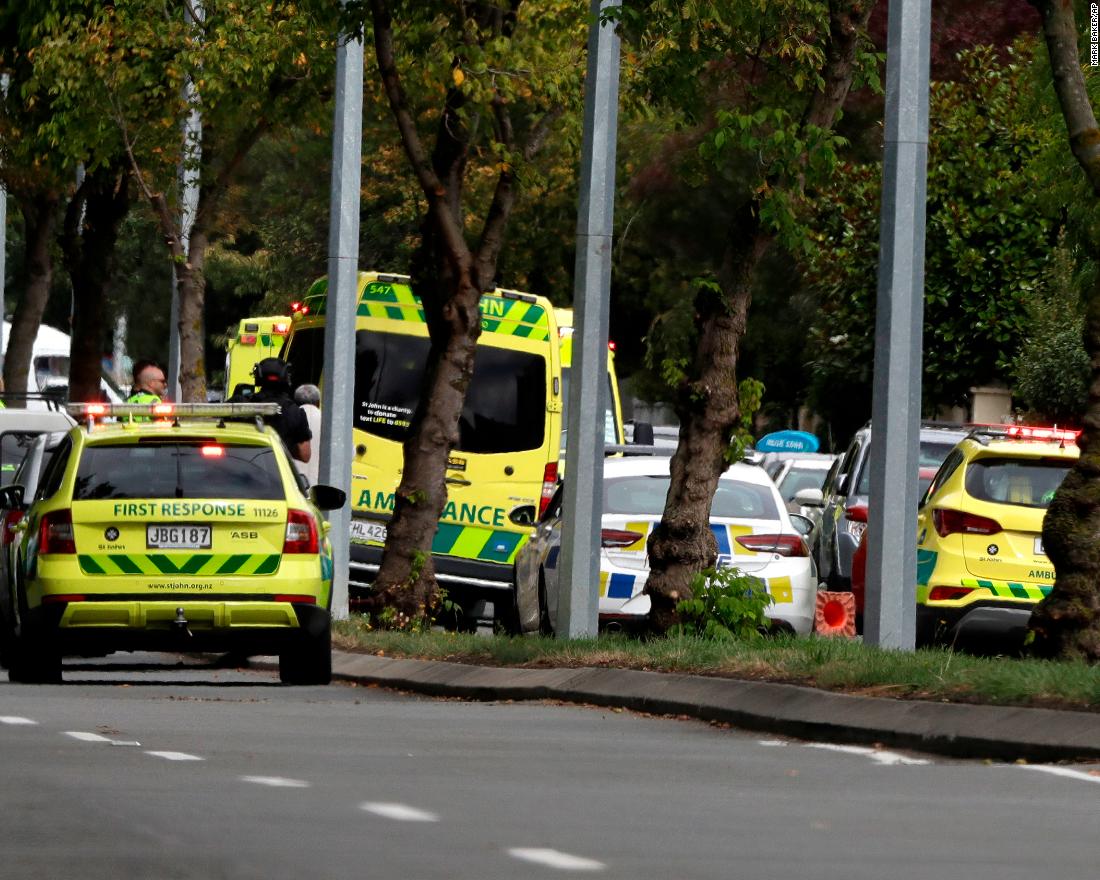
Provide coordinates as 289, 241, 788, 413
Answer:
537, 572, 554, 637
278, 625, 332, 685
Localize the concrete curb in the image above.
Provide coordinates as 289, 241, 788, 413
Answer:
324, 651, 1100, 763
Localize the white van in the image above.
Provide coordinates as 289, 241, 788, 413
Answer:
1, 321, 124, 404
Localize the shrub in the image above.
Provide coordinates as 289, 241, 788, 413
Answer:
672, 565, 774, 641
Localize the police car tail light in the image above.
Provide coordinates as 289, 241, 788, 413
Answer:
735, 533, 808, 557
539, 462, 559, 517
39, 509, 76, 555
284, 509, 319, 554
601, 529, 644, 548
933, 508, 1001, 538
929, 585, 974, 602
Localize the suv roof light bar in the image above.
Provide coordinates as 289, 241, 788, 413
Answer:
966, 424, 1080, 445
68, 402, 281, 428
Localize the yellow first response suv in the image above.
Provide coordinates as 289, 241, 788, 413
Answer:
0, 403, 345, 684
915, 425, 1078, 647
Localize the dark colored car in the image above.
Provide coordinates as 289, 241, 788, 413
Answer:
807, 423, 968, 589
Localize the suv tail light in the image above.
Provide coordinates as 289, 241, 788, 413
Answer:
601, 529, 644, 548
539, 462, 559, 517
284, 509, 319, 554
735, 533, 808, 557
933, 509, 1001, 538
39, 509, 76, 555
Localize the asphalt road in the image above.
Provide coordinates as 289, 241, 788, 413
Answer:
1, 654, 1097, 879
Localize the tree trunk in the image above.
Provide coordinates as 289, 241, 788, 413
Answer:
176, 219, 209, 403
60, 164, 131, 404
3, 193, 59, 405
366, 0, 550, 625
370, 257, 483, 619
644, 214, 771, 632
1028, 0, 1100, 661
643, 0, 874, 634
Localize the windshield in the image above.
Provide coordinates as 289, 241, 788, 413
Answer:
604, 475, 779, 520
560, 367, 619, 447
287, 327, 547, 454
73, 443, 285, 501
777, 465, 828, 502
964, 458, 1071, 509
856, 438, 960, 496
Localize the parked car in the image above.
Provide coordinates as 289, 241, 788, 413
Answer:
513, 456, 817, 636
914, 424, 1077, 650
764, 452, 838, 513
802, 422, 969, 589
0, 429, 71, 668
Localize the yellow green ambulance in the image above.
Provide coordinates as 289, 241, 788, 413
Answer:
282, 271, 563, 628
224, 316, 292, 398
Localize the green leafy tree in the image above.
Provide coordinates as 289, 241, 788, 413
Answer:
344, 0, 583, 625
804, 44, 1059, 431
613, 0, 876, 633
1012, 237, 1089, 424
24, 1, 339, 401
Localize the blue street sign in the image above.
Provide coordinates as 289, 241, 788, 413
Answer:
755, 430, 820, 453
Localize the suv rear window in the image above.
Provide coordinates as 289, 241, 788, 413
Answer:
73, 443, 285, 501
605, 475, 779, 520
964, 458, 1070, 509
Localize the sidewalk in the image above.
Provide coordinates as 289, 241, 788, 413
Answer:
326, 650, 1100, 763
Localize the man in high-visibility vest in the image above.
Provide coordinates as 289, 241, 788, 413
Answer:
127, 360, 167, 404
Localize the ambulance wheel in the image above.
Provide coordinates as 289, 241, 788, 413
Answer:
279, 625, 332, 685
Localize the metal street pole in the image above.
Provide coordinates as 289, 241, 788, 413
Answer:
319, 15, 364, 621
168, 0, 204, 402
558, 0, 621, 639
864, 0, 931, 650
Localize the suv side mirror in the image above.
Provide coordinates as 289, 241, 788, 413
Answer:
793, 487, 824, 507
308, 485, 346, 511
789, 513, 814, 536
0, 484, 25, 511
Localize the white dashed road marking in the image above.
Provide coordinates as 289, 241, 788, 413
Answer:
804, 742, 931, 766
240, 776, 310, 788
64, 731, 114, 743
145, 751, 204, 761
0, 716, 37, 725
1019, 765, 1100, 786
757, 739, 787, 747
508, 848, 606, 872
359, 802, 439, 822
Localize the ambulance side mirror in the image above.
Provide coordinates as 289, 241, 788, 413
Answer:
309, 485, 346, 511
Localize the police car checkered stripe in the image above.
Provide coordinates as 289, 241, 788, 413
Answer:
78, 553, 281, 576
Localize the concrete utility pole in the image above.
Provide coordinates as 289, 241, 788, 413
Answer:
319, 14, 364, 620
168, 0, 204, 402
864, 0, 932, 650
558, 0, 621, 639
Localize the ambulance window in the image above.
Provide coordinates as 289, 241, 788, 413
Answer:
353, 332, 547, 453
963, 458, 1071, 510
284, 327, 325, 390
72, 443, 285, 500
